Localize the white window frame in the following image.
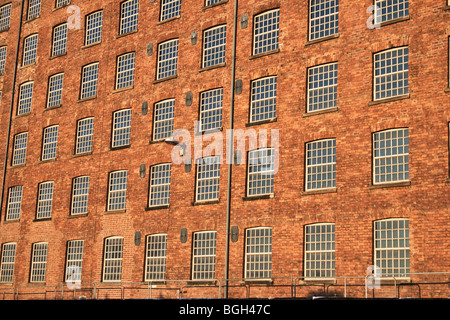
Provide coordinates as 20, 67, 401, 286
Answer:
144, 234, 167, 281
0, 3, 12, 31
250, 76, 277, 123
307, 62, 338, 113
30, 242, 48, 283
247, 148, 275, 197
0, 242, 16, 283
0, 46, 7, 74
308, 0, 339, 41
111, 109, 132, 148
202, 25, 227, 68
22, 34, 38, 66
36, 181, 54, 219
205, 0, 224, 6
195, 156, 220, 202
80, 62, 99, 100
85, 10, 103, 46
156, 39, 178, 80
152, 99, 175, 141
102, 236, 124, 282
47, 73, 64, 108
192, 231, 217, 280
41, 125, 59, 161
148, 163, 171, 207
27, 0, 41, 20
244, 227, 272, 280
6, 186, 23, 221
119, 0, 139, 35
51, 23, 67, 57
199, 88, 223, 132
65, 239, 84, 283
107, 170, 128, 211
253, 9, 280, 55
160, 0, 181, 21
115, 52, 135, 90
17, 81, 34, 115
374, 0, 409, 25
305, 138, 336, 191
373, 128, 409, 185
12, 132, 28, 166
56, 0, 70, 8
71, 176, 90, 215
304, 223, 335, 280
75, 117, 94, 155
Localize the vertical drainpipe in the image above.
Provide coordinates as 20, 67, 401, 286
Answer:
0, 0, 25, 218
224, 0, 239, 299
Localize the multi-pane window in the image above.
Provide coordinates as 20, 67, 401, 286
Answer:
374, 0, 409, 25
85, 10, 103, 46
373, 128, 409, 184
22, 34, 38, 66
36, 181, 54, 219
0, 3, 12, 31
196, 156, 220, 202
157, 39, 178, 80
119, 0, 139, 35
112, 109, 131, 148
115, 52, 135, 90
305, 139, 336, 191
192, 231, 217, 280
17, 81, 34, 115
247, 148, 275, 197
374, 218, 410, 278
56, 0, 70, 8
27, 0, 41, 20
6, 186, 23, 221
47, 73, 64, 108
202, 25, 227, 68
12, 132, 28, 166
205, 0, 224, 6
245, 227, 272, 279
65, 240, 84, 283
71, 176, 90, 215
373, 47, 409, 101
160, 0, 181, 21
80, 62, 99, 100
102, 236, 124, 282
30, 242, 48, 283
153, 99, 175, 141
0, 243, 16, 283
304, 223, 335, 279
148, 163, 171, 207
309, 0, 339, 41
250, 76, 277, 123
51, 23, 67, 57
144, 234, 167, 281
0, 46, 7, 74
75, 117, 94, 154
107, 170, 128, 211
307, 62, 338, 113
199, 88, 223, 132
41, 125, 59, 161
253, 9, 280, 55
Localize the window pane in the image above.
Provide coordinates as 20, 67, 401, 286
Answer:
309, 0, 339, 41
202, 25, 226, 68
149, 163, 171, 207
153, 99, 175, 141
305, 139, 336, 190
108, 171, 128, 211
247, 148, 275, 196
157, 39, 178, 80
200, 88, 223, 132
307, 62, 338, 112
253, 9, 279, 55
250, 76, 277, 123
145, 234, 167, 281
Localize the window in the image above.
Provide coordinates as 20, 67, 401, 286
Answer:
307, 62, 338, 113
85, 10, 103, 46
65, 240, 84, 284
51, 23, 67, 57
202, 25, 227, 68
153, 99, 175, 141
250, 76, 277, 123
309, 0, 339, 41
0, 3, 12, 31
374, 0, 409, 25
192, 231, 217, 280
6, 186, 23, 221
148, 163, 171, 207
80, 63, 99, 100
75, 117, 94, 154
373, 47, 409, 101
71, 176, 90, 215
22, 34, 38, 66
305, 139, 336, 191
42, 125, 59, 161
0, 243, 16, 283
102, 236, 123, 282
119, 0, 139, 35
27, 0, 41, 20
17, 81, 33, 115
156, 39, 178, 80
305, 223, 335, 279
30, 242, 48, 283
36, 181, 54, 219
47, 73, 64, 108
12, 132, 28, 166
115, 52, 135, 90
160, 0, 181, 21
373, 128, 409, 184
245, 227, 272, 279
107, 170, 128, 211
56, 0, 70, 9
253, 9, 280, 55
0, 46, 7, 74
195, 156, 220, 202
144, 234, 167, 281
374, 218, 410, 278
199, 88, 223, 132
205, 0, 224, 6
111, 109, 131, 148
247, 148, 275, 197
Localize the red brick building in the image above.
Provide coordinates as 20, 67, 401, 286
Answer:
0, 0, 448, 299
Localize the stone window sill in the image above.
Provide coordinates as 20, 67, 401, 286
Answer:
305, 33, 340, 46
303, 107, 338, 118
369, 94, 410, 106
369, 181, 411, 189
